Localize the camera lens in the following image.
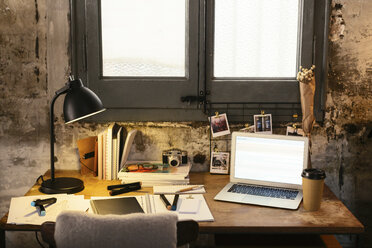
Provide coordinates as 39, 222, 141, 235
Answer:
168, 156, 180, 167
170, 160, 179, 166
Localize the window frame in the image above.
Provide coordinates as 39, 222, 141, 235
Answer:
205, 0, 313, 104
71, 0, 329, 122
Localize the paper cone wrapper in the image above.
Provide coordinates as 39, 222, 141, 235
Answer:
299, 77, 316, 135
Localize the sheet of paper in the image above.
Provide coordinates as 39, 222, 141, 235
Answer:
7, 194, 89, 225
153, 185, 206, 194
178, 199, 201, 214
150, 194, 214, 222
119, 129, 138, 170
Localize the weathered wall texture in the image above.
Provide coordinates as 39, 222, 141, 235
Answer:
0, 0, 371, 247
313, 0, 372, 246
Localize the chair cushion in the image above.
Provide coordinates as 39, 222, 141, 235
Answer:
54, 211, 178, 248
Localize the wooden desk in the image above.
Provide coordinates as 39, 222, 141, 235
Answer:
190, 173, 364, 235
0, 170, 364, 248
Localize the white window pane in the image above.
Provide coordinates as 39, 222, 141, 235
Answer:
214, 0, 299, 78
101, 0, 186, 77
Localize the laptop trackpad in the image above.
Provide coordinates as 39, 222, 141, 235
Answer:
242, 195, 271, 205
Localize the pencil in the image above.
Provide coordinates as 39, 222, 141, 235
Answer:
176, 185, 203, 193
160, 194, 172, 210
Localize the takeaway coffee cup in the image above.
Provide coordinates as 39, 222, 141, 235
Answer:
301, 168, 326, 211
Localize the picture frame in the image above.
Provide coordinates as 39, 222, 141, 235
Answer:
210, 152, 230, 174
253, 114, 272, 134
209, 113, 231, 137
286, 126, 305, 137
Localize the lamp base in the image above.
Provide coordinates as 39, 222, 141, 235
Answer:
40, 177, 84, 194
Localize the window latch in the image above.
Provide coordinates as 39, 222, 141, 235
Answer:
180, 95, 206, 105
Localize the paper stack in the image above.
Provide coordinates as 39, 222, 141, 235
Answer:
90, 194, 214, 222
7, 194, 90, 225
114, 128, 192, 186
118, 162, 192, 186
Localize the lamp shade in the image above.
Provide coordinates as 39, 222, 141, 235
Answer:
63, 79, 105, 124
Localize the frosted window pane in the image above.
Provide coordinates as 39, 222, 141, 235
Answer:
214, 0, 299, 78
101, 0, 186, 77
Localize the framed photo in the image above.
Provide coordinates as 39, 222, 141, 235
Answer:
209, 113, 231, 137
286, 126, 305, 136
254, 114, 272, 134
210, 152, 230, 174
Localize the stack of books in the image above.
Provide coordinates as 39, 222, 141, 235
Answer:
117, 162, 192, 186
89, 123, 192, 184
96, 123, 133, 180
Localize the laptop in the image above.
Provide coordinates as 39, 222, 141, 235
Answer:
214, 132, 309, 210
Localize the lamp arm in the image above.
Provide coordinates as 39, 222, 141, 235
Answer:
49, 83, 72, 181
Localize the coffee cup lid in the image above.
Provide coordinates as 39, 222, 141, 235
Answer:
301, 168, 326, 180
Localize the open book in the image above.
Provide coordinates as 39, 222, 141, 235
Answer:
90, 194, 214, 222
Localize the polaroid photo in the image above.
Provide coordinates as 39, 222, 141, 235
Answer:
286, 126, 305, 137
209, 113, 231, 137
253, 114, 272, 134
210, 152, 230, 174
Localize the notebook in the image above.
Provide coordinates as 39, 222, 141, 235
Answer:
90, 197, 144, 215
214, 132, 309, 210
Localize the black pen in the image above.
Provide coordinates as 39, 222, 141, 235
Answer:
160, 194, 171, 210
109, 183, 141, 196
107, 182, 141, 190
171, 194, 179, 211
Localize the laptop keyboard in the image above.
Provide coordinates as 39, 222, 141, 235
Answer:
228, 184, 298, 200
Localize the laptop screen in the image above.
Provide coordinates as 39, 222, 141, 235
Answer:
232, 133, 308, 186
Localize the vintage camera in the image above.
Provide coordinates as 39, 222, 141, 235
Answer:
162, 149, 188, 167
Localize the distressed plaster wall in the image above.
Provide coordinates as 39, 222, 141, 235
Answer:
0, 0, 371, 247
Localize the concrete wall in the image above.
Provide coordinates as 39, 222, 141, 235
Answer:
0, 0, 371, 247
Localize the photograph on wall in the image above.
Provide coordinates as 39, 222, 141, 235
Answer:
286, 126, 305, 137
254, 114, 272, 134
209, 113, 231, 137
210, 152, 230, 174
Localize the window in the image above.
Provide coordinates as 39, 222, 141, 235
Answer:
101, 0, 186, 77
213, 0, 299, 78
71, 0, 329, 122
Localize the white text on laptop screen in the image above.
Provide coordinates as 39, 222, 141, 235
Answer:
234, 136, 305, 185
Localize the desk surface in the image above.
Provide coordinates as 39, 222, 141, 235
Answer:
191, 173, 364, 234
1, 170, 364, 235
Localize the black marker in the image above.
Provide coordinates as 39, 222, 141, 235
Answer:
31, 197, 57, 207
160, 194, 171, 210
36, 205, 46, 216
107, 182, 141, 190
171, 194, 179, 211
109, 183, 142, 196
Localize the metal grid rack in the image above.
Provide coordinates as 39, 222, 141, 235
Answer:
206, 102, 302, 124
207, 102, 303, 168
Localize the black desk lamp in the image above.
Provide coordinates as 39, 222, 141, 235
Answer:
40, 76, 105, 194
